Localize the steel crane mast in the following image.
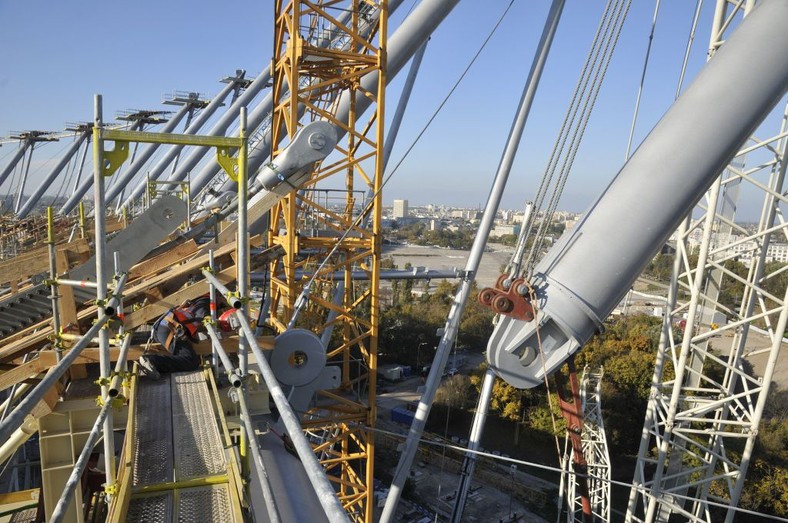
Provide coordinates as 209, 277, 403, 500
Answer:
269, 1, 386, 520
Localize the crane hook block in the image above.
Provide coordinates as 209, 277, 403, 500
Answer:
478, 274, 535, 321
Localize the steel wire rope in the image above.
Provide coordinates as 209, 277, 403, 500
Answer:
519, 0, 622, 260
51, 136, 85, 204
53, 148, 79, 203
625, 0, 662, 160
0, 142, 20, 164
361, 423, 788, 523
526, 0, 632, 275
528, 287, 564, 463
17, 138, 73, 211
3, 151, 23, 197
531, 0, 631, 265
287, 0, 516, 327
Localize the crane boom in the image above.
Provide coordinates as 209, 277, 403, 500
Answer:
487, 0, 788, 389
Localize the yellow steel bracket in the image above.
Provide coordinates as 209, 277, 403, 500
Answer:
147, 180, 158, 200
217, 146, 239, 182
227, 291, 248, 306
96, 395, 125, 409
94, 376, 112, 387
202, 265, 216, 275
104, 482, 119, 496
101, 141, 130, 177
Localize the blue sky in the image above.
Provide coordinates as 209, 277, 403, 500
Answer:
0, 1, 778, 219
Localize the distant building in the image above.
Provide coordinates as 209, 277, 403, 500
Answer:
393, 199, 409, 219
492, 224, 520, 237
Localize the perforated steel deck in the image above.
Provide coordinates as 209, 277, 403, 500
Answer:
129, 371, 235, 522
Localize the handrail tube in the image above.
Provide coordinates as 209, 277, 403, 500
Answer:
236, 107, 249, 375
50, 399, 112, 523
93, 95, 117, 486
108, 333, 133, 397
0, 316, 109, 442
54, 279, 100, 289
202, 269, 243, 309
204, 323, 242, 388
235, 312, 349, 522
103, 272, 128, 317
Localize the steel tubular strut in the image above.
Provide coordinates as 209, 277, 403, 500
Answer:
478, 274, 536, 320
555, 356, 594, 523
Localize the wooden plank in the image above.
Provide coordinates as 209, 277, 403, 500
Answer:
0, 238, 89, 285
0, 358, 48, 391
56, 248, 79, 330
0, 488, 39, 505
191, 334, 274, 355
30, 381, 63, 419
128, 239, 198, 280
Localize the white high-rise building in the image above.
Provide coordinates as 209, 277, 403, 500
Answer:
393, 199, 409, 219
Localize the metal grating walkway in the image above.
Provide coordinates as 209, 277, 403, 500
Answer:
127, 371, 238, 522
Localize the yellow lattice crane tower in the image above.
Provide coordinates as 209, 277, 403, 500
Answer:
270, 1, 386, 520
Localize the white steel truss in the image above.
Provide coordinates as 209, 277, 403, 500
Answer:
627, 1, 788, 521
562, 367, 611, 523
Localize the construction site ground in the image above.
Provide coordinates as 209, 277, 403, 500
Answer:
374, 375, 556, 523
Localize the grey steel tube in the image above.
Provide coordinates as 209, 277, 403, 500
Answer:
0, 141, 29, 189
100, 101, 193, 205
250, 268, 461, 284
488, 0, 788, 389
202, 269, 243, 309
209, 249, 219, 373
108, 333, 133, 398
17, 131, 89, 218
116, 77, 244, 210
103, 272, 128, 317
237, 107, 249, 375
50, 400, 111, 523
450, 367, 497, 523
55, 278, 100, 289
164, 73, 269, 189
188, 89, 271, 197
204, 323, 243, 388
0, 316, 109, 442
235, 313, 349, 522
163, 68, 271, 189
380, 1, 565, 520
93, 94, 117, 487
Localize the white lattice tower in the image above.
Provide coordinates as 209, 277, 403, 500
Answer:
627, 2, 788, 521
